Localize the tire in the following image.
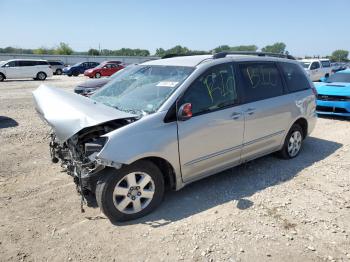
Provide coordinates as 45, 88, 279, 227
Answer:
277, 124, 304, 159
325, 73, 329, 78
0, 73, 5, 82
36, 72, 47, 81
95, 72, 101, 78
96, 161, 165, 222
73, 71, 79, 77
67, 74, 72, 77
56, 69, 63, 75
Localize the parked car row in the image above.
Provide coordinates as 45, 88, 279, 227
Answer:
0, 58, 128, 81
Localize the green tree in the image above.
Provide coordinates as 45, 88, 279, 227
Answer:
54, 42, 73, 55
213, 45, 231, 53
33, 47, 54, 55
261, 42, 287, 54
331, 50, 349, 62
88, 48, 100, 56
213, 45, 258, 53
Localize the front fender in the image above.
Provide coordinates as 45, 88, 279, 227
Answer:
97, 111, 182, 185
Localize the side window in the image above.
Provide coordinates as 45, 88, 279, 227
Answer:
239, 62, 284, 102
7, 61, 18, 67
321, 61, 330, 68
18, 61, 35, 67
310, 62, 320, 70
180, 63, 238, 115
279, 63, 311, 92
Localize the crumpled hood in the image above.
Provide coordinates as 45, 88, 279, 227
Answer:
314, 82, 350, 96
32, 85, 136, 142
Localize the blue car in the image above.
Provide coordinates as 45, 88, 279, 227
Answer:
314, 69, 350, 117
63, 61, 99, 77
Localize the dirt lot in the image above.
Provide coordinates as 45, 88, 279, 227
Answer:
0, 75, 349, 262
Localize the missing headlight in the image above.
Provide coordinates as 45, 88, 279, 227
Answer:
84, 137, 107, 160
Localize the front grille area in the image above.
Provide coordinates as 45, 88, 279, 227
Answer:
317, 94, 350, 101
316, 106, 349, 113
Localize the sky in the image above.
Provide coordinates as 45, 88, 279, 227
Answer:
1, 0, 349, 56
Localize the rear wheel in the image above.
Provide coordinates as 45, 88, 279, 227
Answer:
73, 71, 79, 76
278, 124, 303, 159
95, 72, 101, 78
0, 73, 5, 81
36, 72, 47, 81
96, 161, 165, 222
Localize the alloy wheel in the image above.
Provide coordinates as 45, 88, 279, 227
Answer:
288, 130, 302, 157
112, 172, 155, 214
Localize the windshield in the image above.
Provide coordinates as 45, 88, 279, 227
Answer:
91, 65, 194, 115
326, 73, 350, 83
300, 62, 311, 69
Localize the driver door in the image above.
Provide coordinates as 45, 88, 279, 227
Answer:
177, 63, 245, 182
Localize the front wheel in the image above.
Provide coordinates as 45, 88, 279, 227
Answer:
277, 124, 303, 159
95, 161, 165, 222
36, 72, 47, 81
56, 69, 63, 75
95, 72, 101, 78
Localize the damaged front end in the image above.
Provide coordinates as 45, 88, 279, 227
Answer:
33, 85, 137, 207
49, 121, 127, 192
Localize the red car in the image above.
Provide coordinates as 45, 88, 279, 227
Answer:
84, 62, 124, 78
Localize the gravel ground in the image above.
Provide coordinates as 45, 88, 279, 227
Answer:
0, 75, 349, 262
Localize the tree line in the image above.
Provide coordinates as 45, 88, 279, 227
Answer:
0, 42, 348, 62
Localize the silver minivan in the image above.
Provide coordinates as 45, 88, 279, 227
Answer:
33, 52, 317, 222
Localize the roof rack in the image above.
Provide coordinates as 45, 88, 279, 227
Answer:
213, 51, 295, 60
161, 53, 210, 59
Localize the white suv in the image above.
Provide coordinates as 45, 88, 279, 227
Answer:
0, 59, 53, 81
300, 58, 332, 81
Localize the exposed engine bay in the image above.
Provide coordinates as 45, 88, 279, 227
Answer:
49, 119, 135, 202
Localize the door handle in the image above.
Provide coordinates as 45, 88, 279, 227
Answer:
231, 112, 242, 120
245, 108, 256, 115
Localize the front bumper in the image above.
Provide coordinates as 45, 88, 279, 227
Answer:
316, 100, 350, 117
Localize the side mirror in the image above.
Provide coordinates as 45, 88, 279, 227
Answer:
177, 103, 192, 121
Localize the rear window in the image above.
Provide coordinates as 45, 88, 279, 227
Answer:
239, 62, 284, 102
321, 61, 331, 68
279, 63, 310, 92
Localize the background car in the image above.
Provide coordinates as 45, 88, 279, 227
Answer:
300, 58, 333, 81
48, 60, 65, 75
331, 62, 348, 73
314, 69, 350, 117
0, 59, 53, 81
75, 64, 136, 96
74, 77, 111, 96
84, 62, 124, 78
63, 61, 99, 76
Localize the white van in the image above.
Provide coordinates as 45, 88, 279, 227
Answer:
300, 59, 332, 81
0, 59, 53, 81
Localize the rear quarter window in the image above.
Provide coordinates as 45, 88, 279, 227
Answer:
279, 62, 311, 93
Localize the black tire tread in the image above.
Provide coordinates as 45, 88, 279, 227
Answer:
277, 123, 303, 159
95, 160, 164, 222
